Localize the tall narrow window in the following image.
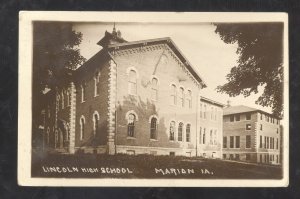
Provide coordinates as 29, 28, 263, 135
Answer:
246, 113, 251, 120
200, 103, 203, 118
46, 127, 50, 145
179, 87, 184, 107
186, 90, 192, 108
94, 72, 100, 96
235, 114, 240, 121
203, 128, 206, 144
223, 136, 227, 148
57, 95, 60, 110
214, 130, 217, 145
81, 82, 86, 102
230, 115, 234, 122
204, 104, 207, 119
127, 113, 136, 137
235, 136, 240, 148
276, 138, 279, 149
214, 107, 217, 120
178, 122, 183, 141
169, 121, 175, 141
186, 124, 191, 142
170, 84, 176, 105
66, 90, 71, 106
210, 130, 213, 145
199, 127, 202, 144
230, 136, 234, 148
150, 117, 157, 140
79, 116, 85, 140
151, 78, 158, 101
128, 70, 137, 95
93, 111, 99, 136
260, 135, 262, 148
260, 113, 263, 120
61, 91, 64, 109
246, 135, 251, 148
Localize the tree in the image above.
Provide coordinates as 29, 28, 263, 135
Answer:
32, 22, 86, 124
214, 23, 284, 117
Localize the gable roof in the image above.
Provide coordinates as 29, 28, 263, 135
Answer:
107, 37, 207, 88
200, 96, 225, 107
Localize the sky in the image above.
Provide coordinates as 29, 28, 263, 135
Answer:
73, 22, 272, 113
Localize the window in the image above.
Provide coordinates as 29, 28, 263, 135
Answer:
61, 91, 64, 109
246, 124, 251, 130
230, 115, 234, 122
235, 136, 240, 148
81, 82, 86, 102
276, 128, 278, 134
210, 130, 213, 145
47, 105, 51, 118
264, 136, 267, 148
57, 95, 60, 110
150, 117, 158, 140
235, 154, 240, 160
79, 116, 85, 140
203, 128, 206, 144
230, 136, 234, 148
200, 104, 203, 118
223, 154, 226, 159
204, 105, 207, 119
260, 135, 262, 148
186, 124, 191, 142
246, 135, 251, 148
178, 122, 183, 141
260, 113, 263, 120
128, 70, 137, 95
199, 127, 202, 144
213, 130, 217, 145
151, 78, 158, 101
127, 113, 136, 137
246, 113, 251, 120
260, 124, 263, 130
179, 87, 184, 107
169, 121, 175, 141
223, 136, 227, 148
67, 90, 71, 106
276, 138, 279, 149
266, 137, 269, 149
186, 90, 192, 108
93, 111, 99, 136
46, 127, 50, 145
94, 72, 100, 96
235, 114, 240, 121
170, 84, 177, 105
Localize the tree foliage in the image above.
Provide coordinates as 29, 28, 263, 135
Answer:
214, 23, 284, 117
33, 22, 86, 93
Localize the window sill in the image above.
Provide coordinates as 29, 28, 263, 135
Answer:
127, 136, 136, 140
94, 94, 99, 97
81, 101, 86, 103
150, 139, 158, 141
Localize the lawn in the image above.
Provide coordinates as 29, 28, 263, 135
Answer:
31, 152, 282, 179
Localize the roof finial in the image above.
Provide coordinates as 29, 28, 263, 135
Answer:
112, 22, 116, 35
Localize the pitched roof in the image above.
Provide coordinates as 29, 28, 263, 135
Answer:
200, 96, 225, 107
107, 37, 207, 88
223, 105, 258, 115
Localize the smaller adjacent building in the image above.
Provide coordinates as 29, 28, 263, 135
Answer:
197, 97, 225, 159
222, 105, 281, 165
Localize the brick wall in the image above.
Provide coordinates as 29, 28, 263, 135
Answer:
113, 44, 200, 156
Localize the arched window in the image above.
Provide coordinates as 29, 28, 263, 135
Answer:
204, 104, 207, 119
47, 105, 51, 118
179, 87, 184, 107
186, 90, 192, 108
57, 94, 60, 110
169, 121, 175, 141
128, 70, 137, 95
79, 116, 85, 140
127, 113, 136, 137
178, 122, 183, 141
151, 77, 158, 101
81, 82, 86, 102
94, 72, 100, 97
66, 90, 71, 107
203, 128, 206, 144
186, 124, 191, 142
170, 84, 176, 105
93, 111, 100, 136
150, 117, 158, 139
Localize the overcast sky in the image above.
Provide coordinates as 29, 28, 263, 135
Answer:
73, 22, 271, 113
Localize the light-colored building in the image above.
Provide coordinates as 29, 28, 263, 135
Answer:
222, 105, 281, 165
197, 97, 224, 159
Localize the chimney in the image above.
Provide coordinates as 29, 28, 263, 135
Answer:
226, 100, 231, 107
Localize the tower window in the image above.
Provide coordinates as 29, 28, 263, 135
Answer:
178, 122, 183, 141
170, 84, 177, 105
169, 121, 175, 141
79, 116, 85, 140
127, 113, 136, 137
150, 117, 158, 140
186, 124, 191, 142
186, 90, 192, 108
94, 72, 100, 97
179, 87, 184, 107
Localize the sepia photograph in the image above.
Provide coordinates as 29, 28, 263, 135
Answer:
18, 12, 288, 187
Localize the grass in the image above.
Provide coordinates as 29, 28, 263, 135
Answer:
31, 152, 283, 179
